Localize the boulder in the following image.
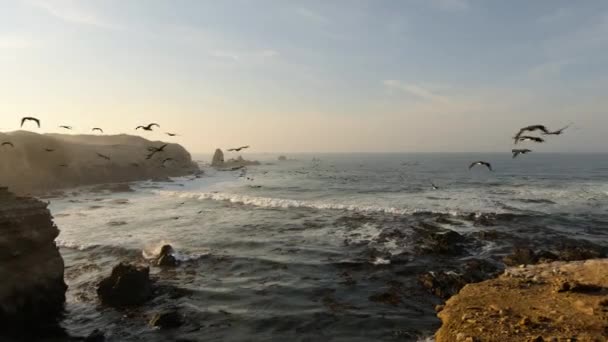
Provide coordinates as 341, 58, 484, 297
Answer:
97, 263, 152, 307
0, 188, 67, 336
156, 245, 180, 267
278, 155, 287, 161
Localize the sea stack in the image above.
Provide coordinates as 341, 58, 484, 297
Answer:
0, 187, 67, 337
211, 148, 225, 167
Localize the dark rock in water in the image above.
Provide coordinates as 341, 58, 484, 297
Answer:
84, 329, 105, 342
97, 263, 152, 307
503, 247, 538, 266
413, 224, 472, 256
418, 259, 501, 300
0, 188, 67, 338
156, 245, 180, 267
149, 310, 183, 329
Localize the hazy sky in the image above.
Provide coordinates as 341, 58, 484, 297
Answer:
1, 0, 607, 153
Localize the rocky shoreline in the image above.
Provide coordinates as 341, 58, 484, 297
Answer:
435, 259, 608, 341
0, 187, 67, 340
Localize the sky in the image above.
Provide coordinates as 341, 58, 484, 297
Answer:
1, 0, 607, 153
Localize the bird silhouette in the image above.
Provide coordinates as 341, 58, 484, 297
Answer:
513, 125, 550, 142
1, 142, 14, 148
96, 153, 111, 161
469, 161, 493, 171
45, 148, 55, 152
431, 182, 439, 190
136, 123, 160, 131
165, 132, 178, 137
21, 117, 40, 128
515, 136, 544, 144
227, 145, 250, 152
59, 125, 72, 130
92, 128, 104, 133
146, 144, 168, 159
512, 149, 532, 158
543, 124, 571, 136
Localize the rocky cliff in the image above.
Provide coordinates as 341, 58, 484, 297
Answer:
0, 131, 199, 194
211, 148, 260, 169
435, 259, 608, 341
0, 187, 67, 337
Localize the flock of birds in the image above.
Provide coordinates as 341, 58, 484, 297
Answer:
2, 116, 251, 170
0, 116, 184, 168
467, 123, 571, 172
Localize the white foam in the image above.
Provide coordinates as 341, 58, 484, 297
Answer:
155, 190, 464, 216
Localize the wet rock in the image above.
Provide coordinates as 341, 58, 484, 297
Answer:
84, 329, 105, 342
149, 310, 183, 329
97, 263, 152, 307
156, 245, 180, 267
503, 247, 538, 266
419, 259, 501, 299
413, 224, 472, 256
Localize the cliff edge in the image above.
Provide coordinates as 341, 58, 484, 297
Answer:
0, 187, 67, 337
435, 259, 608, 341
0, 131, 199, 194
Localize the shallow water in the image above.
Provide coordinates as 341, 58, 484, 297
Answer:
50, 153, 608, 341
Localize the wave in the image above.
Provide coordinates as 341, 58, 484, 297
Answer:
156, 190, 470, 216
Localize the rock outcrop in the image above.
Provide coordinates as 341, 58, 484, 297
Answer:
0, 131, 199, 194
211, 148, 260, 169
97, 263, 153, 307
0, 187, 67, 335
211, 148, 225, 167
435, 259, 608, 341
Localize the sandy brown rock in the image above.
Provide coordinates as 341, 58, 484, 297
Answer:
0, 131, 198, 194
435, 259, 608, 341
0, 187, 67, 334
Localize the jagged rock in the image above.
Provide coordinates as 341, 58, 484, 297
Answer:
97, 263, 152, 307
156, 245, 180, 267
278, 155, 287, 161
149, 310, 183, 329
413, 224, 472, 256
0, 188, 67, 336
211, 149, 225, 167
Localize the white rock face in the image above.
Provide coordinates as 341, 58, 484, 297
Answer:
211, 149, 225, 167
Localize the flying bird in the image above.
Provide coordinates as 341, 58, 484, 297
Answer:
45, 148, 55, 152
543, 124, 571, 136
515, 136, 545, 144
1, 142, 14, 148
165, 132, 178, 137
96, 153, 111, 161
161, 158, 174, 167
469, 161, 493, 171
512, 149, 532, 159
136, 123, 160, 131
431, 182, 439, 190
21, 117, 40, 128
513, 125, 550, 141
58, 164, 68, 167
92, 128, 104, 133
146, 144, 168, 159
59, 125, 72, 130
227, 145, 250, 152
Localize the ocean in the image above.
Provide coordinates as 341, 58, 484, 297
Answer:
49, 153, 608, 341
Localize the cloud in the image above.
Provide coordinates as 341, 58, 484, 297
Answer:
427, 0, 470, 11
383, 80, 448, 102
528, 60, 573, 80
210, 50, 240, 61
29, 0, 121, 29
0, 34, 32, 49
